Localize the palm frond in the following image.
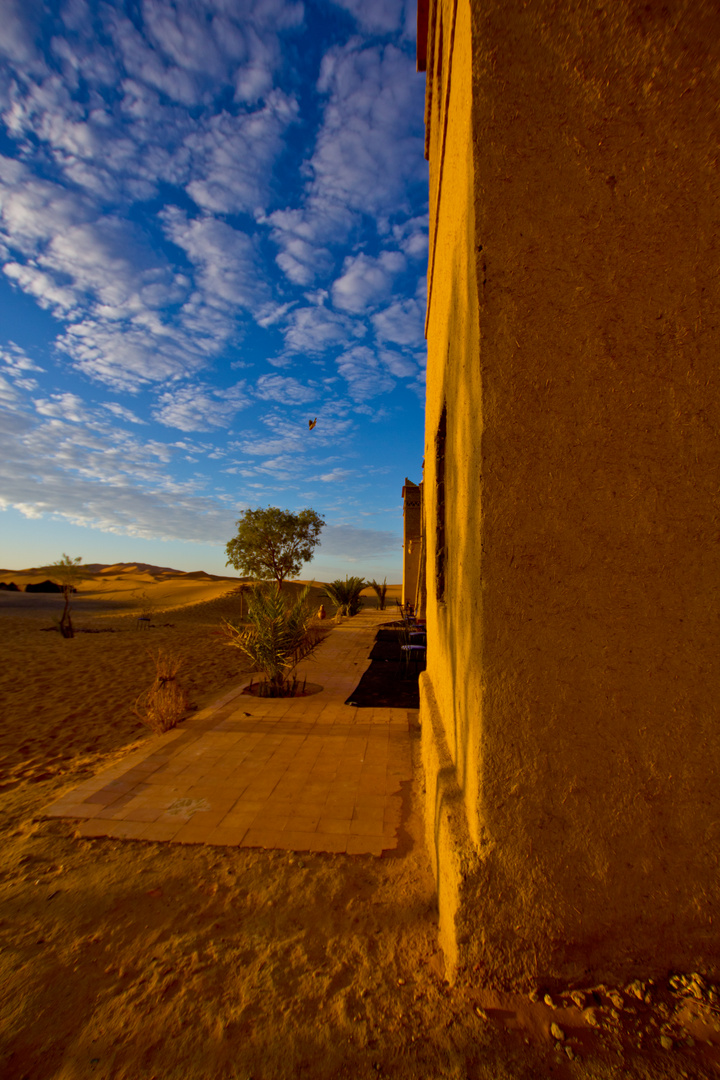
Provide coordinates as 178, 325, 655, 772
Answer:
369, 577, 388, 610
323, 576, 367, 616
222, 582, 323, 695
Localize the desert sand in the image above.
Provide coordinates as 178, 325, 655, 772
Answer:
0, 565, 717, 1079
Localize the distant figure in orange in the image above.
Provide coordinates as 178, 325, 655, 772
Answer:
317, 603, 326, 620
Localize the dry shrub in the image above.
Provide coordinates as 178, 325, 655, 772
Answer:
134, 650, 189, 733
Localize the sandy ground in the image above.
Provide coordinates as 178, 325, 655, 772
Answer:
0, 567, 718, 1079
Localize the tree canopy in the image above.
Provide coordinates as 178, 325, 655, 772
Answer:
225, 506, 325, 590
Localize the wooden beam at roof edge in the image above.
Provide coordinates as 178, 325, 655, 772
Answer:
417, 0, 429, 71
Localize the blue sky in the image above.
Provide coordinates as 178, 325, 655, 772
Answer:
0, 0, 427, 581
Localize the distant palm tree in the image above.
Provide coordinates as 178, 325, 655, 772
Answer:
324, 576, 366, 617
369, 577, 388, 610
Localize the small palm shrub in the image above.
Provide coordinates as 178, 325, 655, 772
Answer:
324, 576, 367, 617
222, 583, 323, 696
134, 651, 189, 733
369, 577, 388, 610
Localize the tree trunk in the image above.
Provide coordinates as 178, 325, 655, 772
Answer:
59, 587, 74, 638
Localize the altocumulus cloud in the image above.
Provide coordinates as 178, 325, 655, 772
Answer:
317, 525, 400, 560
0, 0, 426, 572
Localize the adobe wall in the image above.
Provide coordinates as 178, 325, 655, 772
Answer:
420, 0, 720, 986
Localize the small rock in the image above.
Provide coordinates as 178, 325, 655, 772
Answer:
550, 1022, 565, 1041
583, 1007, 601, 1028
661, 1035, 673, 1051
570, 991, 585, 1009
297, 860, 305, 868
564, 1045, 575, 1060
608, 991, 624, 1010
474, 1005, 488, 1021
544, 993, 556, 1009
528, 988, 539, 1003
397, 978, 405, 986
627, 979, 645, 1000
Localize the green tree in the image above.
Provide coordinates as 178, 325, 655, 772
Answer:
225, 506, 325, 591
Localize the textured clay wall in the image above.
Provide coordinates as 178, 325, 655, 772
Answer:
421, 0, 720, 985
421, 0, 487, 975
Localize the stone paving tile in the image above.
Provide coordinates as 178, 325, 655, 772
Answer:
45, 609, 414, 856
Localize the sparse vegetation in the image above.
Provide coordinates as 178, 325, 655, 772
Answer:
222, 582, 324, 696
324, 576, 366, 617
45, 554, 84, 638
133, 587, 157, 621
369, 577, 388, 610
134, 650, 189, 732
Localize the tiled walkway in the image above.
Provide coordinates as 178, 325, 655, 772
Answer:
46, 610, 415, 855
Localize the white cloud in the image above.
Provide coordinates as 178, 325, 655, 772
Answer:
184, 91, 298, 215
34, 392, 93, 423
0, 382, 240, 543
265, 205, 345, 286
152, 382, 251, 432
55, 319, 207, 391
336, 345, 394, 401
328, 0, 412, 35
268, 40, 425, 287
392, 214, 429, 258
0, 157, 91, 256
380, 349, 417, 377
372, 297, 425, 347
0, 343, 45, 392
281, 303, 360, 356
0, 374, 21, 407
0, 0, 43, 67
312, 42, 426, 218
3, 262, 77, 315
332, 249, 405, 313
255, 374, 316, 403
102, 402, 146, 425
317, 468, 351, 482
162, 208, 267, 309
112, 0, 305, 107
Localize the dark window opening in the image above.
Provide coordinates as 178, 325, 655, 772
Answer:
435, 402, 447, 602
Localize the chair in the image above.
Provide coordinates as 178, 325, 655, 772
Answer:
401, 641, 426, 676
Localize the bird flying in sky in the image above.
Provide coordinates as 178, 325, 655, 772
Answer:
309, 418, 317, 430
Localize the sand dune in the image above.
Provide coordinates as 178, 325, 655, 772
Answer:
0, 564, 403, 617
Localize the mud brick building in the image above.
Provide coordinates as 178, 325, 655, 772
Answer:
417, 0, 720, 985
